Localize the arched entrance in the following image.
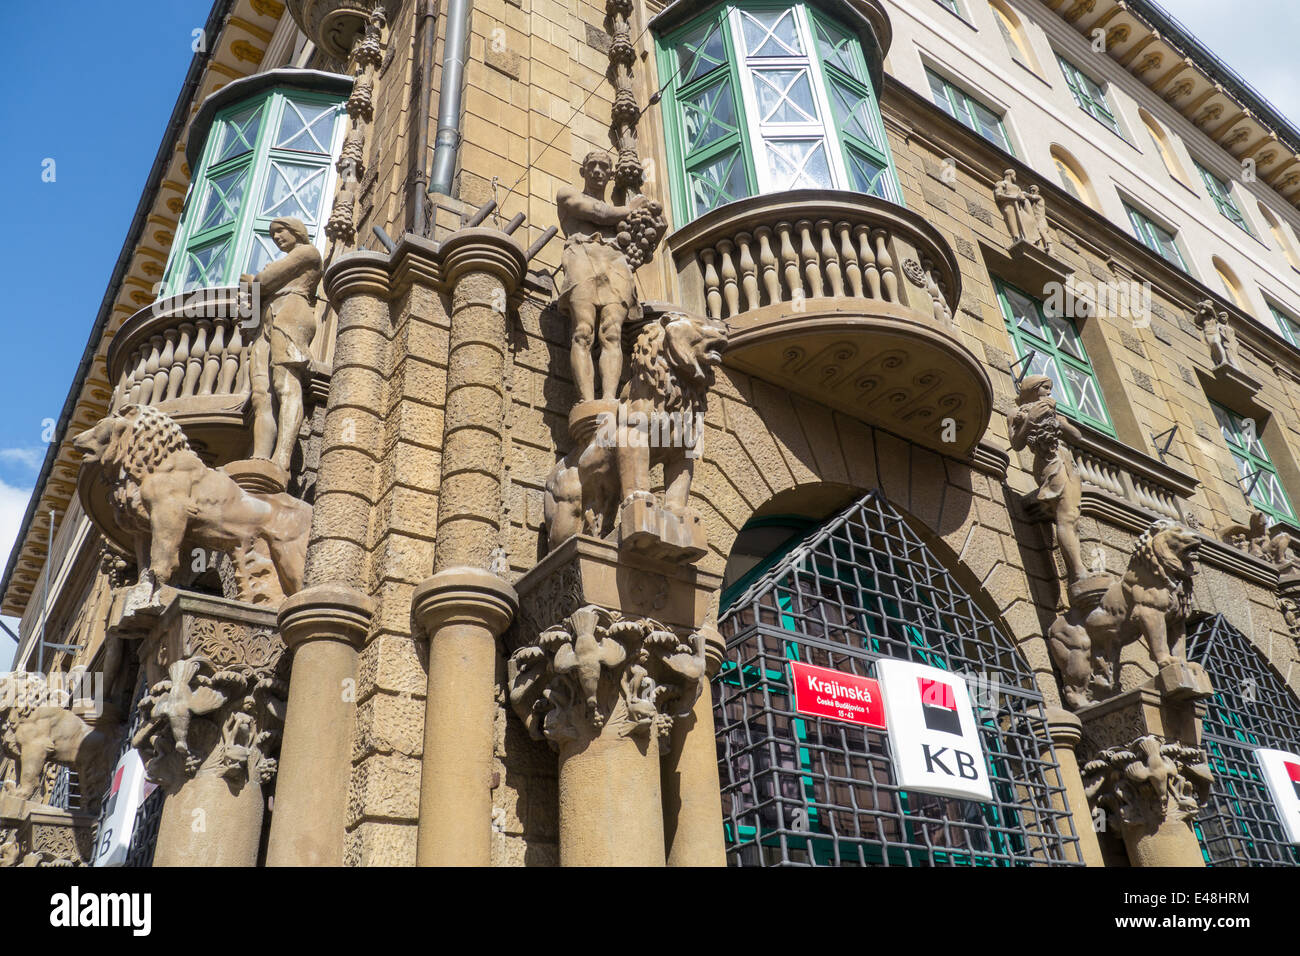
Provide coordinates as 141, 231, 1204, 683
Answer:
714, 491, 1081, 866
1188, 614, 1300, 866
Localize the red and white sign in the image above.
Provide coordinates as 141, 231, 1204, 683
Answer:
876, 658, 993, 802
1255, 748, 1300, 844
93, 749, 153, 867
789, 661, 885, 728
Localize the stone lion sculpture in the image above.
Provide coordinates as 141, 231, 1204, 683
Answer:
73, 404, 312, 605
544, 310, 727, 551
0, 673, 111, 809
1049, 519, 1199, 709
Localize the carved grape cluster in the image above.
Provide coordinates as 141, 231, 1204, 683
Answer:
618, 199, 666, 271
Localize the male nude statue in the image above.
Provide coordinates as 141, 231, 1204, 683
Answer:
556, 150, 651, 403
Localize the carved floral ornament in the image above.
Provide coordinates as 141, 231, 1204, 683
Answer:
1083, 735, 1213, 834
507, 605, 707, 750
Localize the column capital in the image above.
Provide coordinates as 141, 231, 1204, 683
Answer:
324, 249, 391, 303
413, 567, 518, 639
278, 583, 375, 652
1081, 733, 1213, 837
438, 227, 527, 293
1044, 706, 1083, 750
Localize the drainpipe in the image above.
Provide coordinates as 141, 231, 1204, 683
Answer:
428, 0, 472, 196
410, 0, 440, 235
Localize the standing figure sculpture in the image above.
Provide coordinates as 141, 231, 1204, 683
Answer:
556, 151, 653, 404
1197, 303, 1239, 369
994, 169, 1042, 248
240, 217, 323, 472
1010, 375, 1085, 585
1025, 185, 1054, 255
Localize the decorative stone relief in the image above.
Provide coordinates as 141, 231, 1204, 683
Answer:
1048, 519, 1200, 709
72, 404, 312, 606
0, 674, 113, 810
1193, 300, 1239, 369
240, 216, 324, 474
994, 169, 1054, 255
507, 605, 706, 749
1083, 735, 1212, 834
544, 309, 728, 557
323, 3, 386, 246
1219, 508, 1298, 569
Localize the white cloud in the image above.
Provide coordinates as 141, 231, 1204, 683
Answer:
0, 480, 31, 672
0, 447, 45, 472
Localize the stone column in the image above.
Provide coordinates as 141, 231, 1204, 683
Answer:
508, 604, 709, 866
413, 229, 526, 866
662, 625, 726, 866
1043, 707, 1103, 867
266, 585, 373, 866
264, 251, 389, 866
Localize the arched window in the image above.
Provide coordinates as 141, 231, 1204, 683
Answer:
1139, 108, 1190, 185
1259, 203, 1300, 271
655, 2, 900, 225
1050, 145, 1096, 208
1212, 257, 1249, 312
163, 72, 350, 295
715, 491, 1082, 866
989, 0, 1038, 73
1188, 614, 1300, 866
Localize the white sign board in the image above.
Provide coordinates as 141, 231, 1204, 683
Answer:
93, 749, 151, 867
1255, 747, 1300, 844
876, 658, 993, 802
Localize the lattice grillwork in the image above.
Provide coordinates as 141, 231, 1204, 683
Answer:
1188, 613, 1300, 867
91, 673, 165, 868
715, 491, 1081, 866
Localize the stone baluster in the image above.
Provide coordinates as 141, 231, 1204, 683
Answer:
797, 220, 822, 298
153, 329, 176, 402
873, 228, 897, 302
734, 232, 759, 312
179, 322, 202, 398
168, 326, 190, 401
137, 336, 162, 406
717, 239, 739, 318
777, 221, 801, 301
755, 226, 780, 306
699, 248, 722, 320
839, 222, 862, 297
818, 220, 843, 298
200, 320, 224, 396
857, 225, 880, 299
218, 322, 242, 395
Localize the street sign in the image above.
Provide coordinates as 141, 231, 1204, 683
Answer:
1255, 747, 1300, 844
789, 660, 885, 728
876, 658, 993, 802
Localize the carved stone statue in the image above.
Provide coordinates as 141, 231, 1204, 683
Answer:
556, 151, 663, 404
1083, 735, 1212, 837
1194, 300, 1239, 369
1025, 185, 1055, 255
507, 605, 706, 749
1220, 508, 1298, 568
240, 216, 323, 472
544, 310, 727, 551
72, 404, 312, 605
994, 169, 1045, 249
1010, 375, 1085, 585
0, 674, 112, 809
1048, 519, 1199, 709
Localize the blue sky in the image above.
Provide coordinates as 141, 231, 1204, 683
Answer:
0, 0, 1296, 671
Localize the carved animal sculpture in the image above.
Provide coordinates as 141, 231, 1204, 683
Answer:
1049, 520, 1199, 709
73, 404, 312, 604
0, 674, 111, 807
544, 311, 727, 550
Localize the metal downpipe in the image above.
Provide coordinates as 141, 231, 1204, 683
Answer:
428, 0, 472, 196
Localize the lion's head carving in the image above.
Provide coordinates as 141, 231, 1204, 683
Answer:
1129, 518, 1199, 614
629, 311, 728, 414
73, 404, 190, 482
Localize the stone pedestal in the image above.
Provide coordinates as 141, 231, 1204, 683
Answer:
506, 535, 721, 866
0, 798, 96, 867
223, 458, 291, 494
569, 399, 618, 446
116, 589, 287, 869
618, 494, 707, 561
266, 583, 373, 866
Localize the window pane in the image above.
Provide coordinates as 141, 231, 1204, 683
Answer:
927, 72, 956, 118
1055, 160, 1082, 201
1025, 351, 1065, 399
182, 240, 231, 291
753, 69, 818, 124
246, 232, 281, 274
676, 18, 727, 85
217, 104, 262, 163
1002, 285, 1047, 340
276, 99, 336, 153
764, 139, 832, 190
847, 148, 889, 197
828, 77, 883, 150
688, 147, 748, 215
1043, 307, 1084, 359
1256, 473, 1295, 519
198, 168, 246, 232
969, 99, 1009, 151
682, 77, 739, 153
740, 8, 802, 58
1062, 365, 1105, 422
261, 161, 327, 222
813, 16, 866, 83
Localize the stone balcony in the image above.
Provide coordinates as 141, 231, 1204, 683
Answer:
666, 190, 991, 457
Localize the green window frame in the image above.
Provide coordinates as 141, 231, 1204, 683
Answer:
1194, 160, 1253, 236
1269, 302, 1300, 347
1211, 402, 1296, 523
1056, 53, 1120, 135
925, 69, 1014, 155
933, 0, 962, 13
1124, 202, 1187, 271
164, 87, 345, 294
994, 277, 1114, 435
655, 2, 901, 226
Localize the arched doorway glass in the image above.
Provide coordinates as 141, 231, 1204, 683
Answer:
1187, 613, 1300, 866
715, 491, 1081, 865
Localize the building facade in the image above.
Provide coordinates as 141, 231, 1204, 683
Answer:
2, 0, 1300, 867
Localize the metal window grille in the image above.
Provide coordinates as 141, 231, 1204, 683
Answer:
91, 674, 166, 868
715, 491, 1082, 866
48, 766, 80, 813
1187, 613, 1300, 866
